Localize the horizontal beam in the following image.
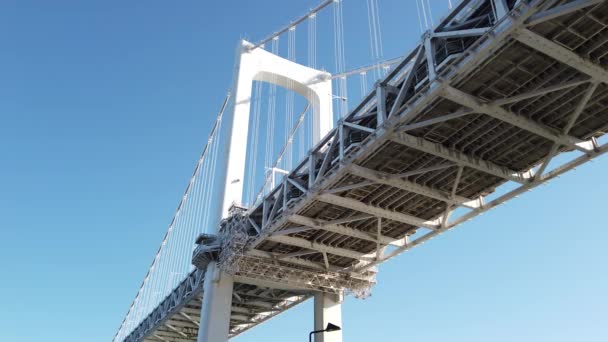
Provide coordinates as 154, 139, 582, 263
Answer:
270, 226, 314, 237
153, 330, 189, 342
231, 306, 253, 314
491, 78, 590, 106
244, 300, 275, 309
316, 193, 439, 230
247, 249, 338, 272
233, 275, 313, 292
390, 132, 528, 183
275, 249, 318, 259
390, 163, 456, 178
348, 164, 482, 209
231, 314, 251, 322
515, 28, 608, 85
343, 121, 376, 134
288, 214, 405, 247
443, 85, 592, 153
526, 0, 603, 26
321, 214, 373, 225
266, 234, 368, 260
399, 109, 474, 131
432, 27, 490, 39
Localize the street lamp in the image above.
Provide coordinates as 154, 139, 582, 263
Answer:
309, 323, 341, 342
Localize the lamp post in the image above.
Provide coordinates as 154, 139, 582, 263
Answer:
308, 323, 341, 342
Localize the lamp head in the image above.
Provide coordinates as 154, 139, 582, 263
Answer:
325, 323, 341, 332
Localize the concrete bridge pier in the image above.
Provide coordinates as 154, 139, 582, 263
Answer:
196, 262, 234, 342
314, 292, 343, 342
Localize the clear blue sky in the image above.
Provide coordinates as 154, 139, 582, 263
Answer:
1, 1, 606, 341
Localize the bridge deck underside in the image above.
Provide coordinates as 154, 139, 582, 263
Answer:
144, 283, 307, 342
254, 1, 608, 270
123, 1, 608, 341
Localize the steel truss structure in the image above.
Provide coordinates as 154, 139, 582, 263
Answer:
121, 1, 608, 341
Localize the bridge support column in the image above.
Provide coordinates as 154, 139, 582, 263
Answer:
314, 292, 343, 342
197, 261, 234, 342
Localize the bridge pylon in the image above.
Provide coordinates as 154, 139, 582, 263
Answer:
196, 39, 334, 342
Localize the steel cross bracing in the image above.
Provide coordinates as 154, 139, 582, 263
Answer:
121, 1, 608, 341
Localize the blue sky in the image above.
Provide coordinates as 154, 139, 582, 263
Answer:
0, 1, 607, 341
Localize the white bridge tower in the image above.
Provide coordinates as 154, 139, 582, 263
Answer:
197, 40, 339, 342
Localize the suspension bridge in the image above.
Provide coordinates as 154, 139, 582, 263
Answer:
113, 1, 608, 341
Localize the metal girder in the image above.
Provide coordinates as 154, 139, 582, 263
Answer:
389, 163, 456, 178
231, 306, 252, 314
288, 214, 404, 247
248, 249, 337, 272
424, 36, 437, 81
152, 334, 169, 342
432, 27, 490, 39
265, 187, 282, 229
233, 275, 312, 292
230, 314, 251, 322
377, 85, 387, 126
164, 324, 188, 338
270, 226, 314, 237
267, 234, 368, 260
287, 178, 308, 194
453, 143, 608, 227
165, 319, 196, 329
399, 109, 475, 131
390, 46, 425, 117
515, 29, 608, 85
390, 132, 529, 183
343, 121, 376, 134
122, 269, 205, 342
564, 82, 599, 134
153, 331, 188, 342
491, 78, 590, 106
526, 0, 604, 26
232, 255, 374, 294
316, 193, 440, 230
315, 136, 336, 185
442, 85, 593, 153
324, 181, 376, 194
534, 144, 560, 179
275, 249, 318, 259
322, 252, 330, 269
436, 0, 479, 31
348, 164, 482, 209
248, 217, 261, 233
154, 329, 187, 340
536, 82, 599, 177
322, 214, 373, 225
493, 0, 510, 17
442, 165, 464, 228
244, 301, 275, 309
178, 312, 199, 327
356, 142, 608, 273
179, 307, 203, 317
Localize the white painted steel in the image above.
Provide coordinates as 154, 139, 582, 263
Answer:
219, 40, 334, 219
